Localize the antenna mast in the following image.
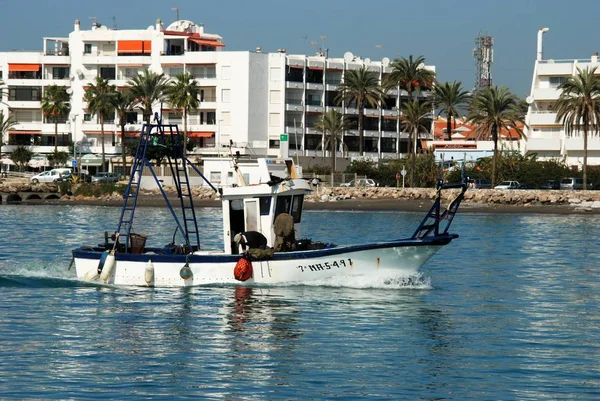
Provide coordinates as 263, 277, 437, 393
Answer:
473, 32, 494, 92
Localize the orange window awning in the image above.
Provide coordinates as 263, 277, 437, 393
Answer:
115, 132, 140, 137
9, 130, 41, 135
187, 132, 214, 138
9, 64, 41, 72
83, 131, 116, 135
189, 38, 225, 48
118, 40, 152, 53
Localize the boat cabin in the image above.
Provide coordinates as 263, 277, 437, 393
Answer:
219, 158, 312, 254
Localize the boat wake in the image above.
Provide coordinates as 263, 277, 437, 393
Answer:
281, 271, 432, 290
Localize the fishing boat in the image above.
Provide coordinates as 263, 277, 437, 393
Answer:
71, 120, 468, 287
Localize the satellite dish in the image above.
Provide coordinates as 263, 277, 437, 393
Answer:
66, 88, 73, 95
382, 57, 390, 67
343, 51, 354, 63
526, 96, 534, 104
365, 58, 371, 63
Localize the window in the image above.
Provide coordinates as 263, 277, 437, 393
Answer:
549, 76, 568, 87
270, 90, 281, 104
206, 112, 216, 125
275, 195, 292, 217
84, 44, 92, 54
8, 87, 41, 101
269, 140, 280, 149
291, 195, 304, 223
221, 89, 230, 103
269, 113, 280, 127
169, 67, 183, 76
99, 67, 116, 80
52, 67, 70, 79
84, 114, 92, 122
210, 171, 221, 184
259, 197, 271, 215
221, 65, 231, 80
270, 67, 281, 82
125, 112, 137, 124
221, 111, 231, 126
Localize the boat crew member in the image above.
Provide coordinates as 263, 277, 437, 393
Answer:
234, 231, 268, 251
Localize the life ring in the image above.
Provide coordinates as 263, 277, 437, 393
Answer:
234, 257, 253, 281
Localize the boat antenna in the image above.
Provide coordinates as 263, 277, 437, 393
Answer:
230, 140, 247, 186
293, 118, 299, 166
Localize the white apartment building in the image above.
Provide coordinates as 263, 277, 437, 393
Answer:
0, 18, 435, 170
525, 28, 600, 167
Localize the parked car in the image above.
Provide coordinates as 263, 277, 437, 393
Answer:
341, 178, 378, 188
560, 177, 592, 190
540, 180, 560, 190
30, 169, 66, 184
91, 172, 120, 184
518, 183, 536, 190
469, 179, 492, 189
494, 181, 520, 190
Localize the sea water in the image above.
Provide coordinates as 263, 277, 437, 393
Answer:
0, 205, 599, 400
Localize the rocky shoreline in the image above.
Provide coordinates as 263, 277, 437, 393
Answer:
3, 180, 600, 213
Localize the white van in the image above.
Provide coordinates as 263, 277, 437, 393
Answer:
29, 168, 72, 184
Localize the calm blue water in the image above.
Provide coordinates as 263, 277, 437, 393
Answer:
1, 205, 599, 400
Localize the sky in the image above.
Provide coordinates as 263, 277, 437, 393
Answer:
2, 0, 600, 97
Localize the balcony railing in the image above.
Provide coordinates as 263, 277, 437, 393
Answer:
286, 99, 303, 105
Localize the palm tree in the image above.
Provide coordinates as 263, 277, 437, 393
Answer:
166, 72, 200, 155
401, 99, 432, 187
10, 146, 33, 172
554, 67, 600, 189
467, 86, 526, 187
0, 111, 17, 160
41, 85, 71, 152
336, 66, 384, 156
314, 109, 349, 179
85, 77, 117, 172
128, 70, 169, 123
115, 90, 137, 177
433, 81, 470, 141
383, 55, 436, 102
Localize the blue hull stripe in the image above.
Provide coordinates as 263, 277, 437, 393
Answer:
73, 234, 457, 264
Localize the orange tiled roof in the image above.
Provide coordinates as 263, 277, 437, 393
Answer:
433, 118, 523, 141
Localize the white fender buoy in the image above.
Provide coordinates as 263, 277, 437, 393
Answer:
83, 268, 99, 282
99, 252, 116, 283
144, 260, 155, 286
180, 264, 193, 280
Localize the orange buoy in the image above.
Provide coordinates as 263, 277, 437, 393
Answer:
234, 257, 253, 282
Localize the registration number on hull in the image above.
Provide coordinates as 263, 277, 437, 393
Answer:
296, 258, 353, 273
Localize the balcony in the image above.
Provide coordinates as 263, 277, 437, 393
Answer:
565, 136, 600, 151
285, 124, 303, 134
532, 87, 560, 100
286, 81, 304, 89
6, 100, 41, 109
306, 82, 324, 91
13, 122, 43, 131
528, 111, 560, 126
382, 109, 399, 118
537, 61, 573, 76
526, 137, 561, 151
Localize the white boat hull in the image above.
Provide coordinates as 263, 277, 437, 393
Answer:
73, 237, 453, 287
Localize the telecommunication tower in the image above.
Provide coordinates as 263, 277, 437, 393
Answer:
473, 33, 494, 92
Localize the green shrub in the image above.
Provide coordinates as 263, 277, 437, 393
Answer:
74, 182, 127, 197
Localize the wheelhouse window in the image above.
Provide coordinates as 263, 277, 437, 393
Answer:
259, 197, 271, 215
291, 195, 304, 223
274, 195, 292, 217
